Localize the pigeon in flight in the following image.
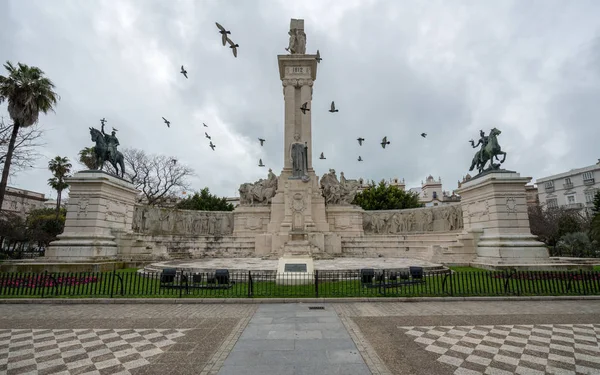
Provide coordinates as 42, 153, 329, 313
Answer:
421, 133, 427, 138
358, 156, 363, 162
203, 123, 208, 127
319, 152, 326, 160
205, 132, 211, 140
112, 127, 118, 132
329, 101, 339, 113
381, 136, 390, 149
162, 117, 170, 128
209, 141, 216, 151
357, 137, 365, 146
226, 37, 239, 58
180, 65, 188, 79
100, 118, 107, 126
316, 50, 322, 63
300, 102, 310, 114
258, 138, 265, 146
258, 159, 265, 167
215, 22, 231, 46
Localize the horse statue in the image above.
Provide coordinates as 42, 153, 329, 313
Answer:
469, 127, 507, 174
89, 127, 126, 178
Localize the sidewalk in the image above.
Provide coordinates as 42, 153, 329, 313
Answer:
217, 304, 370, 375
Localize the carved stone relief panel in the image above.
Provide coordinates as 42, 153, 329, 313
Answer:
362, 205, 463, 234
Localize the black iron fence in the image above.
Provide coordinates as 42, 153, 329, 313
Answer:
0, 268, 599, 298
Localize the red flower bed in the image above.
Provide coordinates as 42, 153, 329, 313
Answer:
1, 274, 100, 288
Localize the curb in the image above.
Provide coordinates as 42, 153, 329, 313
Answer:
1, 296, 600, 304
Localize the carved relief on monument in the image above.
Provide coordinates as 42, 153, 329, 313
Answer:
132, 206, 234, 236
77, 197, 90, 219
362, 205, 463, 234
320, 170, 359, 205
505, 197, 518, 214
105, 199, 127, 223
239, 169, 278, 206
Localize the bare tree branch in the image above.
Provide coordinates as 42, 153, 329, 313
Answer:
0, 116, 45, 175
120, 148, 194, 206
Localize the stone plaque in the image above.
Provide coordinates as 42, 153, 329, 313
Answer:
284, 263, 308, 273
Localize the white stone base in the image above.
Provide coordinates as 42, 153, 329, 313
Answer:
46, 171, 139, 261
474, 234, 549, 264
275, 256, 315, 285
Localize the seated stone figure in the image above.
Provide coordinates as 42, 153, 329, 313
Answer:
239, 169, 278, 205
320, 169, 359, 205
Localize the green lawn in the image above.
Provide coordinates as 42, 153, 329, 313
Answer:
1, 268, 598, 298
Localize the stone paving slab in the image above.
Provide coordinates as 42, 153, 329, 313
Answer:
334, 300, 600, 375
218, 303, 371, 375
0, 304, 256, 375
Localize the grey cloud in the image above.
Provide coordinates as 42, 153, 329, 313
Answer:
0, 0, 599, 199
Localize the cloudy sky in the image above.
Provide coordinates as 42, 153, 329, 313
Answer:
1, 0, 599, 199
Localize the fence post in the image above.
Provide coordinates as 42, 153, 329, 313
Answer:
315, 270, 319, 298
110, 267, 116, 298
248, 271, 253, 298
41, 270, 47, 298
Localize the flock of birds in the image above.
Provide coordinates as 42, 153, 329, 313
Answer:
108, 21, 432, 170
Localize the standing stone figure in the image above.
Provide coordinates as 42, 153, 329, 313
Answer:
287, 30, 297, 54
286, 19, 307, 55
290, 134, 308, 178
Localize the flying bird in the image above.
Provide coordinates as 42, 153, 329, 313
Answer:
180, 65, 188, 79
329, 101, 339, 113
319, 152, 326, 160
381, 136, 390, 149
300, 102, 310, 114
215, 22, 231, 46
357, 137, 365, 146
162, 117, 170, 128
258, 159, 265, 167
226, 37, 239, 58
421, 133, 427, 138
209, 141, 216, 151
258, 138, 265, 146
112, 127, 118, 132
205, 132, 211, 140
203, 123, 208, 127
358, 156, 363, 162
100, 118, 107, 126
316, 50, 322, 63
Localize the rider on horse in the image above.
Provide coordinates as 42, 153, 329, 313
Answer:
470, 130, 489, 166
101, 123, 120, 164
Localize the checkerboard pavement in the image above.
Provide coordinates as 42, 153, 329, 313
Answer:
399, 324, 600, 375
0, 328, 189, 374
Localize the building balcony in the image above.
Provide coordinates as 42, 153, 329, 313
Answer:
545, 186, 554, 193
563, 182, 573, 189
565, 203, 584, 210
583, 178, 595, 185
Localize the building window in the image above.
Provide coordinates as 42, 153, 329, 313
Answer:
564, 177, 573, 189
544, 181, 554, 191
586, 190, 598, 203
582, 171, 594, 183
433, 191, 438, 199
546, 198, 558, 209
566, 195, 576, 204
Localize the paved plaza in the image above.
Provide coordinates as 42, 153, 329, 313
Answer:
0, 300, 599, 374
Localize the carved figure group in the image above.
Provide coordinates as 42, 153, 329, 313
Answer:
362, 205, 463, 234
133, 206, 233, 236
239, 169, 278, 205
320, 169, 359, 205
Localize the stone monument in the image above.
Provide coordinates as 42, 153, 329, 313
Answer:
456, 128, 549, 266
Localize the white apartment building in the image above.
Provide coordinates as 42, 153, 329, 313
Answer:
1, 186, 48, 218
536, 159, 600, 214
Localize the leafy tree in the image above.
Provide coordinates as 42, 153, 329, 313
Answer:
176, 188, 234, 211
590, 191, 600, 244
556, 232, 596, 258
78, 146, 97, 170
352, 180, 423, 210
47, 156, 72, 218
528, 204, 589, 252
26, 207, 66, 246
0, 61, 59, 210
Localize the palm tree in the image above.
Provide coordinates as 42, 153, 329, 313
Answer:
47, 156, 72, 218
78, 147, 97, 170
0, 61, 59, 210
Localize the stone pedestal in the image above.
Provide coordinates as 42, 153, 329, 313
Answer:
456, 171, 549, 264
46, 171, 139, 261
326, 205, 364, 237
